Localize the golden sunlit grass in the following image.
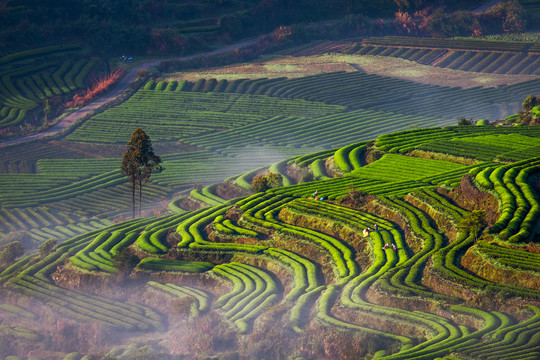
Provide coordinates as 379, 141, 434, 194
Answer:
168, 54, 539, 89
66, 67, 126, 108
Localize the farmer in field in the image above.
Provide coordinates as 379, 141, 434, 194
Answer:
363, 227, 371, 237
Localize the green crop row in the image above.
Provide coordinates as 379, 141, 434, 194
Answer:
188, 188, 224, 208
174, 204, 266, 253
286, 197, 396, 232
241, 194, 359, 279
381, 305, 504, 360
213, 262, 280, 333
380, 125, 540, 158
432, 226, 540, 299
0, 323, 40, 341
377, 197, 448, 298
182, 106, 444, 151
0, 44, 81, 65
292, 147, 336, 167
0, 170, 126, 208
484, 158, 540, 242
36, 181, 171, 219
461, 306, 540, 358
351, 153, 464, 182
0, 205, 100, 233
213, 215, 259, 237
9, 275, 161, 331
138, 258, 213, 273
268, 158, 293, 186
48, 218, 155, 274
310, 159, 330, 180
475, 240, 540, 271
66, 88, 345, 143
4, 218, 164, 329
179, 71, 536, 124
135, 212, 198, 254
147, 281, 210, 317
70, 231, 116, 272
409, 188, 466, 221
362, 36, 531, 52
333, 141, 369, 173
0, 57, 97, 128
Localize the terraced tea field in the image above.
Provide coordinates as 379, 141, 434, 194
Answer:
292, 36, 540, 76
1, 122, 539, 359
0, 45, 99, 130
0, 40, 539, 359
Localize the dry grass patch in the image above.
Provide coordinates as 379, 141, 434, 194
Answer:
168, 54, 539, 89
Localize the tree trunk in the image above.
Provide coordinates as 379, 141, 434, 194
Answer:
131, 180, 136, 219
138, 179, 142, 217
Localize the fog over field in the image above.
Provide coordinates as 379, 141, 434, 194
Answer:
1, 0, 540, 359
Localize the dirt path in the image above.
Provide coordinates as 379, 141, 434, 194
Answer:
0, 38, 259, 149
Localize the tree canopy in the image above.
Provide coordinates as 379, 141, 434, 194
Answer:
121, 128, 162, 218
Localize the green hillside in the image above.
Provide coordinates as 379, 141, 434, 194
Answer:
0, 6, 539, 355
1, 121, 540, 359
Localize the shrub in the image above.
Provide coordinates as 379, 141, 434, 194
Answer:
458, 117, 474, 126
266, 172, 283, 188
251, 172, 283, 192
38, 239, 57, 257
251, 174, 269, 192
0, 241, 24, 269
476, 119, 489, 126
112, 247, 139, 274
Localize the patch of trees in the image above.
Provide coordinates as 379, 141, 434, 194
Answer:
0, 0, 248, 56
0, 241, 24, 270
251, 172, 283, 192
2, 0, 507, 57
394, 0, 526, 37
507, 95, 540, 125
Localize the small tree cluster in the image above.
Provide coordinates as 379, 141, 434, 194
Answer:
506, 95, 539, 125
251, 172, 283, 192
395, 0, 526, 38
0, 241, 24, 270
458, 117, 474, 126
112, 247, 139, 275
38, 239, 57, 258
458, 210, 487, 241
522, 95, 539, 112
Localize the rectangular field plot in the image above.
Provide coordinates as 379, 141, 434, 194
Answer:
419, 134, 540, 161
182, 109, 447, 150
350, 153, 464, 182
66, 91, 345, 143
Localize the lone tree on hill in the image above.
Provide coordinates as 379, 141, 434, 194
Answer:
121, 128, 162, 218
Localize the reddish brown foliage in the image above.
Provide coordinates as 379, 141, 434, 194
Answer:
66, 67, 125, 108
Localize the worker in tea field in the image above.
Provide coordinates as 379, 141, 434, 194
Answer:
363, 227, 371, 237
